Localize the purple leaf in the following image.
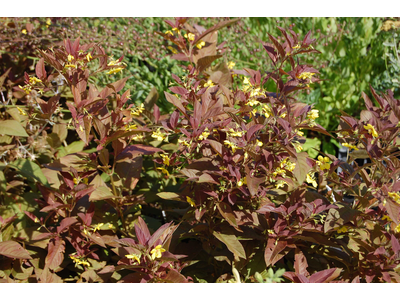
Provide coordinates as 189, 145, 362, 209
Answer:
0, 240, 32, 260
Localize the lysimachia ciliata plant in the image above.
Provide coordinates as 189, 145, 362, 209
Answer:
1, 17, 400, 283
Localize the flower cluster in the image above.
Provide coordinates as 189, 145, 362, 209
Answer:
297, 71, 315, 87
316, 155, 331, 171
106, 58, 126, 75
364, 124, 378, 139
69, 255, 90, 268
131, 103, 145, 116
18, 76, 44, 95
306, 109, 319, 127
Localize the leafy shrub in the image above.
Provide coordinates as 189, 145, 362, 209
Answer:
220, 17, 398, 155
1, 17, 400, 283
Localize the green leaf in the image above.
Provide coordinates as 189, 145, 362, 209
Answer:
213, 231, 246, 259
157, 192, 181, 200
9, 159, 49, 187
0, 120, 28, 137
0, 171, 6, 193
57, 140, 85, 158
302, 138, 321, 159
89, 186, 114, 201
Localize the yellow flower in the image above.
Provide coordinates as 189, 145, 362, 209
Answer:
275, 180, 287, 189
186, 196, 195, 207
107, 67, 124, 75
204, 80, 214, 89
160, 153, 170, 166
64, 63, 77, 69
29, 76, 42, 85
227, 61, 235, 69
342, 142, 358, 151
67, 54, 74, 62
157, 167, 170, 177
46, 18, 51, 27
82, 261, 90, 267
267, 229, 275, 235
125, 254, 141, 264
364, 124, 378, 138
395, 224, 400, 233
256, 139, 263, 147
227, 128, 244, 137
21, 29, 27, 34
294, 142, 303, 152
70, 255, 90, 268
132, 134, 144, 141
382, 215, 392, 222
296, 130, 304, 137
198, 128, 210, 141
167, 46, 177, 54
125, 124, 138, 131
34, 217, 39, 223
152, 128, 168, 142
86, 53, 92, 62
150, 245, 166, 260
280, 158, 296, 172
262, 104, 271, 118
292, 44, 301, 49
184, 32, 195, 41
307, 109, 319, 120
130, 103, 145, 116
73, 178, 78, 185
297, 72, 315, 85
178, 138, 191, 147
165, 30, 174, 36
249, 88, 263, 98
246, 99, 261, 107
93, 223, 104, 232
196, 40, 206, 49
272, 167, 286, 178
17, 106, 27, 116
317, 155, 331, 171
389, 192, 400, 204
224, 140, 241, 153
280, 112, 287, 118
306, 172, 317, 188
107, 59, 125, 74
108, 59, 119, 66
18, 85, 32, 94
108, 223, 113, 229
336, 226, 348, 234
238, 177, 247, 187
